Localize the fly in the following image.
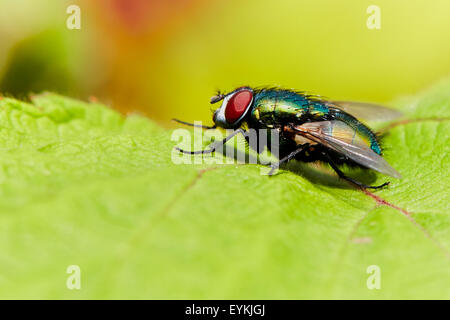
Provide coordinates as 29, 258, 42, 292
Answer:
173, 86, 402, 189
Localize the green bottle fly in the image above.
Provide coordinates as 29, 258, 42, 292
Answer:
175, 86, 402, 189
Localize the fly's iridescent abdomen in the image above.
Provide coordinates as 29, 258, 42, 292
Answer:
249, 88, 382, 155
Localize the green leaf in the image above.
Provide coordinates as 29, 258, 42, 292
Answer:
0, 79, 448, 299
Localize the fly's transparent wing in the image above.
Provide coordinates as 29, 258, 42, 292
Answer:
330, 101, 403, 121
292, 121, 401, 178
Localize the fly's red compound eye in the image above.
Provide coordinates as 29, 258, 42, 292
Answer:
225, 90, 253, 124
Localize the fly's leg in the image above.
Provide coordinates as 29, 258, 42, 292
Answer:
268, 145, 307, 176
175, 128, 245, 154
172, 118, 216, 129
322, 152, 389, 189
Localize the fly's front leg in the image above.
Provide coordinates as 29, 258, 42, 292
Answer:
172, 118, 216, 129
268, 145, 307, 176
322, 151, 389, 189
175, 128, 246, 155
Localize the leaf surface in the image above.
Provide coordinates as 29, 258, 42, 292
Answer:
0, 79, 448, 299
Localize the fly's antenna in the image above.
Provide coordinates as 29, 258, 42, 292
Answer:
210, 90, 225, 104
172, 118, 216, 129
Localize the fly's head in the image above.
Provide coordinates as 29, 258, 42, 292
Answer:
210, 87, 254, 129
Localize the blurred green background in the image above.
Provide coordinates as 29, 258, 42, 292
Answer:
0, 0, 449, 126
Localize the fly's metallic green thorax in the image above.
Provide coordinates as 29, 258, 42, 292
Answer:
248, 88, 382, 155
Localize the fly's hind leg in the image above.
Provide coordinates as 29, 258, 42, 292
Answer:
322, 151, 389, 190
